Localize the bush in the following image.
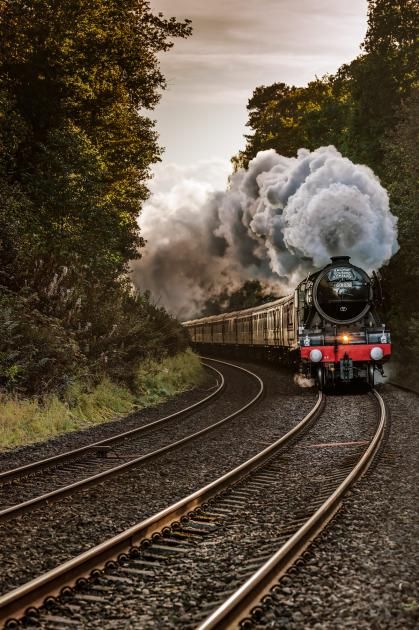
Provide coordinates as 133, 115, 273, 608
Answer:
0, 277, 189, 396
134, 350, 205, 407
0, 291, 84, 394
0, 351, 204, 449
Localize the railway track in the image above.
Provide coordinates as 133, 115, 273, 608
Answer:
0, 359, 263, 522
0, 362, 224, 482
198, 390, 386, 629
0, 385, 326, 627
387, 381, 419, 396
0, 358, 276, 605
0, 368, 387, 629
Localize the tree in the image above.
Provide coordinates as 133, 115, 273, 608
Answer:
234, 77, 351, 170
341, 0, 418, 170
381, 88, 419, 380
0, 1, 192, 393
0, 0, 192, 283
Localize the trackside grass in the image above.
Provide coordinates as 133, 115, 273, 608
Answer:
0, 350, 205, 450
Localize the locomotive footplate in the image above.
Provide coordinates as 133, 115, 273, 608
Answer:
340, 353, 353, 381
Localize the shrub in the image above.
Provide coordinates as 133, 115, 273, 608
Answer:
0, 351, 204, 449
0, 291, 84, 394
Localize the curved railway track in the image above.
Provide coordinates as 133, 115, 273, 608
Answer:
0, 359, 263, 522
0, 362, 224, 484
387, 381, 419, 396
0, 368, 388, 629
198, 389, 386, 629
0, 387, 324, 627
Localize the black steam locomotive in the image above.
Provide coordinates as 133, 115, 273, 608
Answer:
183, 256, 391, 388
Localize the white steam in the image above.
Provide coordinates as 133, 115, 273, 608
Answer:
132, 146, 399, 319
293, 373, 315, 388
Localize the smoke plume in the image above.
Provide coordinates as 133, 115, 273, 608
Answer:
132, 146, 399, 319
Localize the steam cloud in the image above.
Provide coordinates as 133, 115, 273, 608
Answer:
132, 146, 399, 319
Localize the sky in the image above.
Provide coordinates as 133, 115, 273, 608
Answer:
149, 0, 368, 166
133, 1, 374, 314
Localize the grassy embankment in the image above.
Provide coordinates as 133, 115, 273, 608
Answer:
0, 350, 205, 450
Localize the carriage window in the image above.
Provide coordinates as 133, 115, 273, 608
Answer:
287, 306, 293, 328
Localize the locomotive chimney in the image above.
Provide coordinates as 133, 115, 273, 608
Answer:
330, 256, 351, 263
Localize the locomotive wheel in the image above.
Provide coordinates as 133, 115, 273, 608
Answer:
316, 365, 325, 390
368, 363, 375, 387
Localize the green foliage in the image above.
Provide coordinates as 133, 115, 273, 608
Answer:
0, 351, 204, 449
0, 290, 84, 394
337, 0, 418, 171
381, 88, 419, 381
0, 1, 192, 397
0, 279, 189, 394
75, 283, 190, 388
134, 350, 205, 407
234, 77, 351, 170
203, 281, 280, 316
0, 0, 191, 279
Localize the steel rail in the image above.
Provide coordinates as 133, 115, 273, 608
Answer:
387, 381, 419, 396
198, 389, 387, 630
0, 387, 324, 626
0, 360, 260, 522
0, 363, 224, 484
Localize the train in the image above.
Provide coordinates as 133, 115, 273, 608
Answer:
183, 256, 391, 388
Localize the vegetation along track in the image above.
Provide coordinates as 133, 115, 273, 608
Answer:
0, 383, 324, 628
0, 359, 263, 521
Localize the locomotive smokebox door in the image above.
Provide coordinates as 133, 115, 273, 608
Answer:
313, 256, 371, 325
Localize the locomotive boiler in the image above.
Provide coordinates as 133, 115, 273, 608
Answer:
183, 256, 391, 388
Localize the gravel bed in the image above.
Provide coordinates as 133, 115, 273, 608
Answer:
32, 392, 378, 629
0, 363, 255, 510
0, 359, 317, 595
0, 368, 218, 472
249, 384, 419, 629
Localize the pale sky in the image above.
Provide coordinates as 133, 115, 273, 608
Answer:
149, 0, 368, 165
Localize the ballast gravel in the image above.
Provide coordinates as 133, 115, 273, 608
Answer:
0, 366, 218, 472
0, 359, 317, 595
251, 384, 418, 629
34, 392, 378, 628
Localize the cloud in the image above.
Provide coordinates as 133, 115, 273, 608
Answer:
152, 0, 367, 57
150, 0, 368, 163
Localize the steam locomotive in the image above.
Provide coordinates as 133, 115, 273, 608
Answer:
183, 256, 391, 388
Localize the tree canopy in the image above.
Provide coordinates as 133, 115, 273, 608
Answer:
236, 0, 417, 173
0, 0, 192, 281
0, 0, 192, 393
